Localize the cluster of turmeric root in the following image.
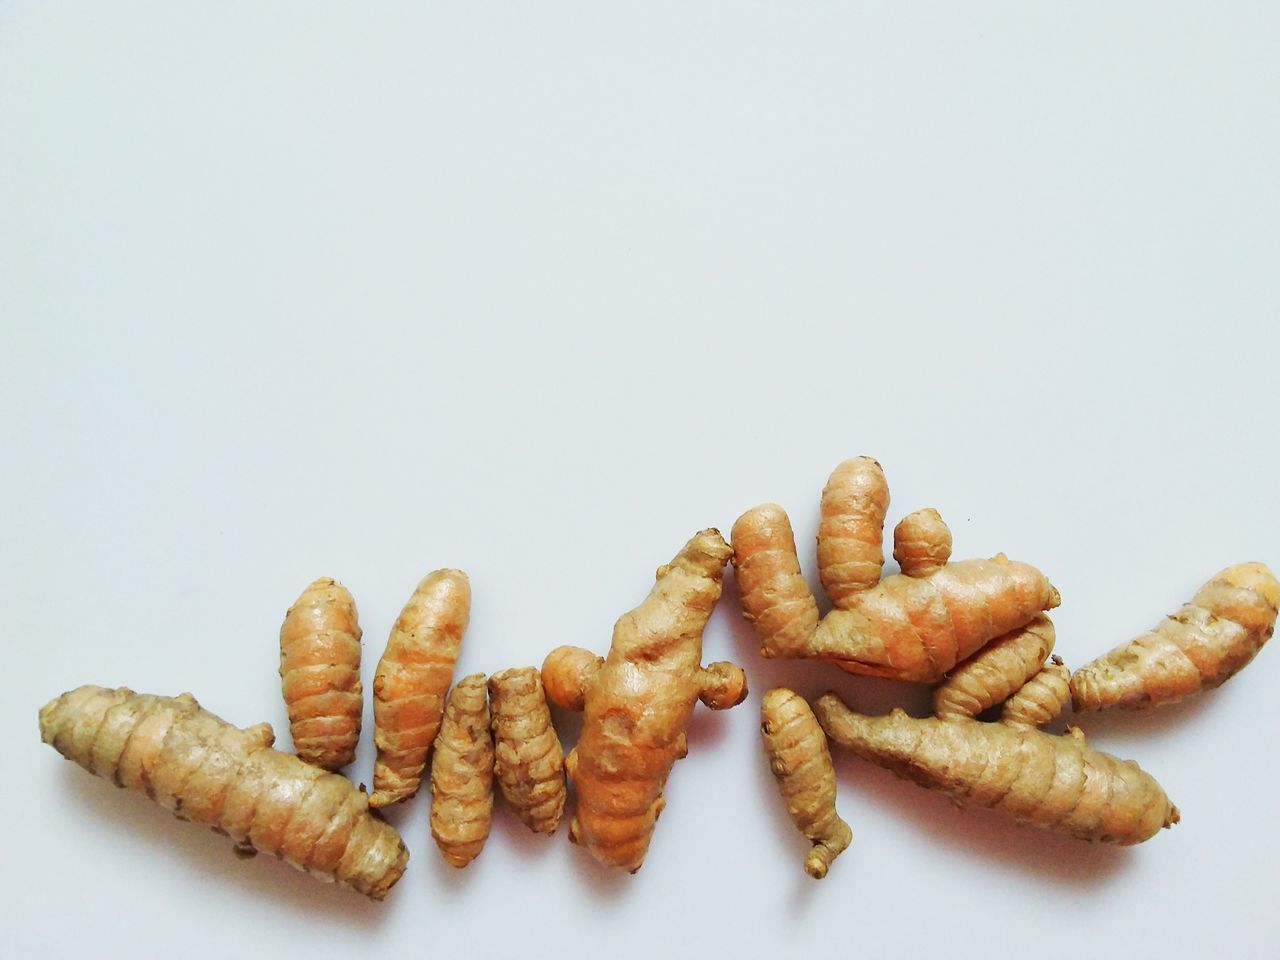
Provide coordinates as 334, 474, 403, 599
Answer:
740, 457, 1278, 878
38, 454, 1277, 897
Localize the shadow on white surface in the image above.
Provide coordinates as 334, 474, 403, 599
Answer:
60, 765, 388, 924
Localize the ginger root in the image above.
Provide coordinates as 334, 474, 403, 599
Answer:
761, 688, 851, 879
732, 459, 1059, 683
430, 674, 494, 868
371, 568, 470, 807
278, 577, 363, 771
933, 615, 1056, 720
1001, 656, 1070, 728
542, 528, 747, 873
488, 667, 566, 834
1071, 562, 1279, 711
40, 686, 408, 899
814, 694, 1178, 845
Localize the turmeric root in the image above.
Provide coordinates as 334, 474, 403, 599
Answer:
893, 508, 953, 578
278, 577, 362, 771
1071, 562, 1279, 711
814, 693, 1179, 845
1001, 656, 1070, 728
818, 456, 890, 606
542, 528, 748, 873
933, 615, 1056, 720
371, 568, 470, 808
732, 460, 1059, 683
39, 686, 408, 899
760, 688, 851, 879
488, 667, 566, 834
430, 674, 494, 867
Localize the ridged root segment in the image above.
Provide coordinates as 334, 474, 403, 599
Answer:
370, 568, 471, 808
818, 555, 1061, 683
893, 509, 953, 578
39, 685, 408, 899
488, 667, 566, 834
934, 615, 1056, 719
1001, 656, 1071, 728
1071, 562, 1280, 711
568, 529, 741, 873
731, 504, 820, 658
760, 689, 851, 879
814, 694, 1179, 845
541, 646, 603, 712
817, 457, 890, 608
278, 577, 363, 771
430, 674, 494, 868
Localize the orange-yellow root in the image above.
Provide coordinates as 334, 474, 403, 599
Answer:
544, 529, 746, 873
731, 505, 820, 660
1071, 563, 1278, 711
430, 674, 494, 868
488, 667, 565, 834
761, 689, 851, 879
933, 615, 1056, 719
278, 577, 363, 771
1001, 656, 1071, 728
731, 459, 1060, 683
817, 457, 890, 607
893, 509, 953, 578
40, 686, 408, 899
814, 694, 1179, 845
371, 569, 471, 808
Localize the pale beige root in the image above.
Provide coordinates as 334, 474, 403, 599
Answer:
541, 646, 603, 712
430, 674, 494, 867
39, 685, 408, 899
893, 509, 953, 578
543, 529, 747, 873
1001, 656, 1071, 728
1072, 562, 1280, 711
760, 688, 851, 879
730, 504, 820, 659
488, 667, 566, 834
934, 615, 1056, 719
278, 577, 362, 771
370, 569, 471, 807
817, 457, 890, 607
814, 694, 1179, 845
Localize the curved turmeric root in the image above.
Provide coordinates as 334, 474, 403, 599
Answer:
430, 674, 494, 867
732, 462, 1059, 683
542, 529, 747, 873
933, 615, 1056, 719
1072, 563, 1279, 711
488, 667, 566, 834
1001, 656, 1070, 728
371, 569, 470, 808
760, 688, 851, 879
814, 694, 1178, 845
40, 686, 408, 899
278, 577, 363, 771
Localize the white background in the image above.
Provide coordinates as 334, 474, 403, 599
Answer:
3, 3, 1278, 957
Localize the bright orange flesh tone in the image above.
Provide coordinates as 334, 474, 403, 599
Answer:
371, 569, 471, 807
40, 686, 407, 899
278, 577, 362, 771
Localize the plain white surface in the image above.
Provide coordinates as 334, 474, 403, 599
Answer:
3, 3, 1278, 957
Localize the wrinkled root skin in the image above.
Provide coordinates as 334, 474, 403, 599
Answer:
814, 694, 1179, 846
40, 685, 408, 899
